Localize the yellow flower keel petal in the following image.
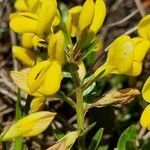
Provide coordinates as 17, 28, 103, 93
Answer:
0, 111, 56, 141
140, 104, 150, 130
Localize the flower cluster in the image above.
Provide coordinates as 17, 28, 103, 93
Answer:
1, 0, 150, 144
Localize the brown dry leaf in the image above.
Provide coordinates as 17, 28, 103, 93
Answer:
47, 140, 66, 150
87, 88, 140, 109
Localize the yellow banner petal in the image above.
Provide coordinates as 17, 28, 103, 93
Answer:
79, 0, 95, 31
36, 0, 57, 37
27, 60, 51, 93
89, 0, 106, 33
12, 46, 36, 66
132, 37, 150, 62
107, 35, 134, 74
39, 61, 62, 96
138, 15, 150, 41
10, 13, 37, 34
14, 0, 28, 11
66, 6, 82, 37
0, 111, 56, 141
55, 31, 65, 65
30, 97, 46, 112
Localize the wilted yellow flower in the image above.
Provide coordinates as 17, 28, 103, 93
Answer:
48, 30, 65, 65
12, 45, 36, 66
0, 111, 56, 141
78, 61, 86, 81
66, 0, 106, 37
11, 70, 42, 97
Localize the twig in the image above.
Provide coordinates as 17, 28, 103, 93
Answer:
137, 127, 146, 140
6, 3, 19, 71
104, 9, 139, 28
135, 0, 146, 17
143, 131, 150, 140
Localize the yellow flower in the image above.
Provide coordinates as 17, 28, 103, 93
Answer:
142, 77, 150, 103
94, 35, 150, 79
94, 35, 134, 78
138, 15, 150, 41
21, 33, 45, 49
12, 45, 36, 66
10, 0, 58, 38
66, 0, 106, 37
0, 111, 56, 141
48, 30, 65, 65
126, 37, 150, 76
140, 104, 150, 130
27, 60, 62, 96
140, 77, 150, 130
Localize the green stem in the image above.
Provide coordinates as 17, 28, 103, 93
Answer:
76, 87, 85, 150
14, 88, 23, 150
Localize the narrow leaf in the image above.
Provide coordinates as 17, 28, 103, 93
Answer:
89, 128, 104, 150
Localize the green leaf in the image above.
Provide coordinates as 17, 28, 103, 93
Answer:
125, 140, 137, 150
64, 62, 79, 74
117, 125, 137, 150
89, 128, 104, 150
54, 129, 65, 140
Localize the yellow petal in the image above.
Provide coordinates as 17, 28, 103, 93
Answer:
11, 71, 30, 94
138, 15, 150, 40
52, 10, 60, 27
22, 33, 34, 49
66, 6, 82, 37
132, 37, 150, 62
12, 46, 36, 66
48, 33, 57, 60
39, 61, 62, 96
107, 35, 134, 74
89, 0, 106, 33
30, 97, 46, 112
0, 111, 56, 141
126, 61, 142, 76
32, 35, 45, 47
78, 61, 86, 81
37, 0, 57, 37
142, 77, 150, 103
10, 13, 37, 34
55, 31, 65, 65
27, 0, 42, 13
14, 0, 28, 11
79, 0, 95, 31
11, 71, 42, 97
27, 60, 51, 93
140, 104, 150, 130
48, 31, 65, 65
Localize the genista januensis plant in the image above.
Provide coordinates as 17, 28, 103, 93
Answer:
0, 0, 150, 149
